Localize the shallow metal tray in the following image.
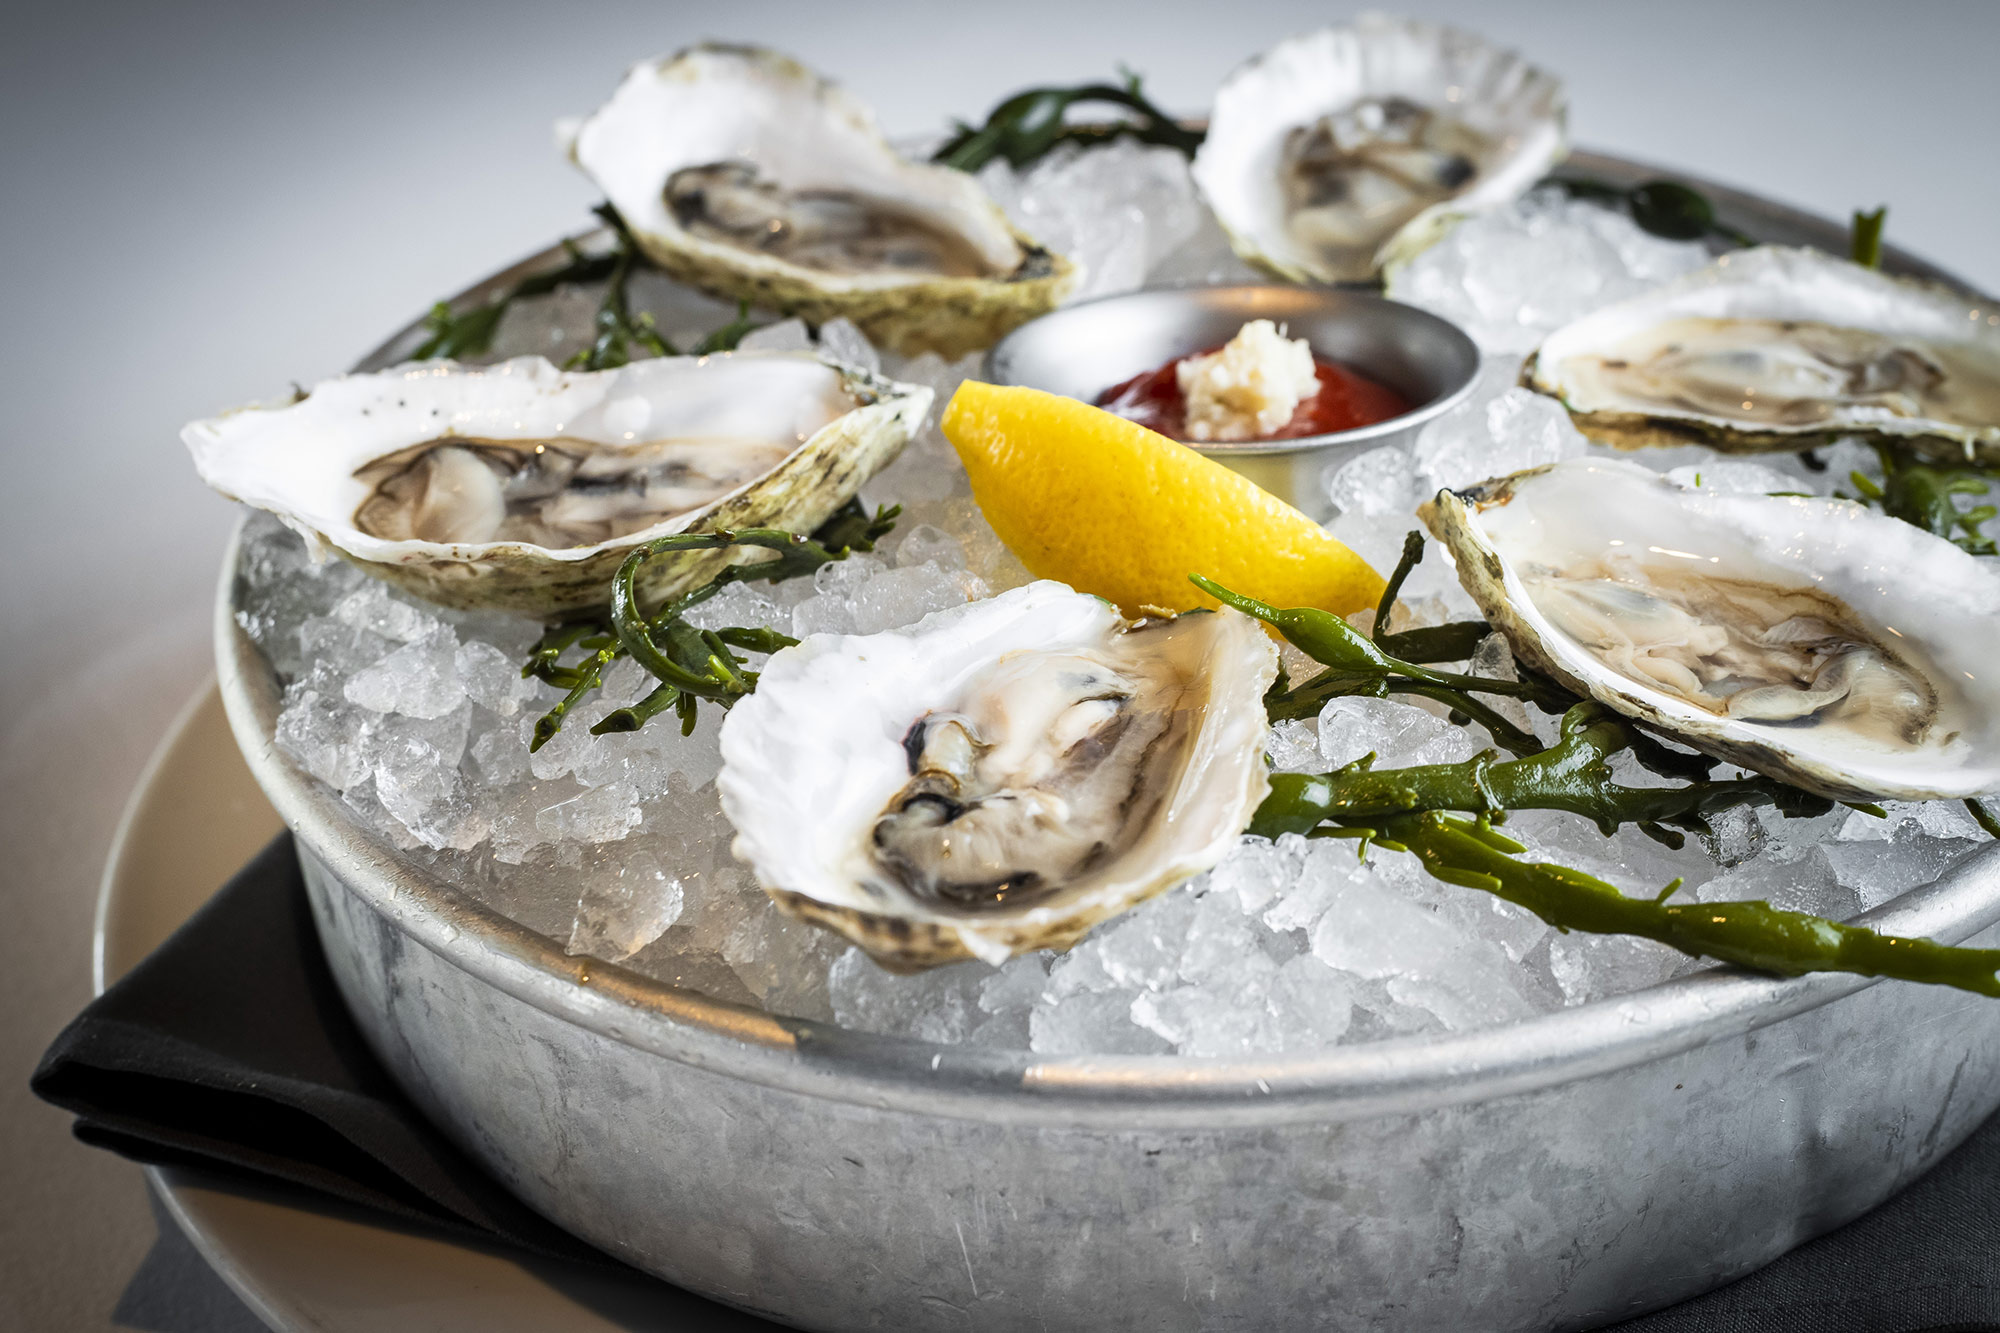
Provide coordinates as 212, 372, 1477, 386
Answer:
221, 149, 2000, 1331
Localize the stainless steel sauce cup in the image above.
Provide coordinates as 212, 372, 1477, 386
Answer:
985, 285, 1481, 519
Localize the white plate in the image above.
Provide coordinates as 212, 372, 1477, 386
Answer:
97, 681, 769, 1331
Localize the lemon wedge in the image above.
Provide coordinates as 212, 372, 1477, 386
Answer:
940, 382, 1385, 617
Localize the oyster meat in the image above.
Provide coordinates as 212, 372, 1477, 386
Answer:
185, 352, 927, 615
1422, 458, 2000, 802
567, 45, 1077, 358
717, 582, 1277, 968
1526, 246, 2000, 460
1192, 16, 1565, 284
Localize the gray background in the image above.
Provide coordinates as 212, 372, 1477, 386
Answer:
3, 1, 1995, 1326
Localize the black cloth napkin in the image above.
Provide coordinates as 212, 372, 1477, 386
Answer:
31, 834, 629, 1271
30, 835, 2000, 1331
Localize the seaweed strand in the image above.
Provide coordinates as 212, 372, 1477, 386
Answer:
520, 499, 898, 750
1381, 812, 2000, 997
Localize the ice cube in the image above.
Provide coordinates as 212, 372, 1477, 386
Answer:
486, 777, 585, 864
1414, 387, 1587, 492
344, 628, 465, 719
816, 317, 881, 374
1821, 827, 1980, 912
1042, 943, 1121, 1002
593, 654, 656, 709
828, 949, 984, 1044
964, 1009, 1033, 1051
894, 524, 967, 570
1325, 445, 1420, 519
469, 723, 531, 786
738, 318, 814, 352
723, 906, 842, 1020
1146, 211, 1266, 288
1132, 983, 1272, 1057
567, 847, 685, 962
372, 707, 486, 851
1317, 695, 1482, 769
1088, 886, 1201, 992
1693, 845, 1855, 917
998, 139, 1204, 301
535, 781, 642, 844
1386, 189, 1707, 355
1306, 854, 1533, 1022
1756, 803, 1852, 863
274, 688, 380, 790
1207, 836, 1297, 915
456, 639, 537, 717
1546, 932, 1694, 1006
1029, 989, 1171, 1055
297, 615, 394, 678
977, 953, 1052, 1013
1265, 955, 1357, 1050
847, 561, 984, 634
1265, 721, 1324, 774
333, 582, 437, 644
525, 705, 596, 782
1263, 834, 1351, 935
682, 581, 789, 635
789, 554, 886, 636
1837, 800, 1985, 844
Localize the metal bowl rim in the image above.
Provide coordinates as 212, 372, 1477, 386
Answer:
227, 147, 2000, 1131
983, 283, 1482, 456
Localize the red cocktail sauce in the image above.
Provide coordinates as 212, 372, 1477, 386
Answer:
1095, 346, 1411, 442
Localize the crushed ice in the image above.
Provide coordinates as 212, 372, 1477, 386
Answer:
236, 154, 1990, 1057
1385, 186, 1712, 355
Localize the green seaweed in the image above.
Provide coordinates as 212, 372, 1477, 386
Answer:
932, 70, 1202, 172
1198, 558, 2000, 997
521, 499, 898, 749
410, 203, 763, 369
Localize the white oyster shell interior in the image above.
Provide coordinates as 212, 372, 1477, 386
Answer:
570, 45, 1027, 288
1193, 16, 1565, 284
1432, 458, 2000, 802
185, 352, 858, 565
717, 581, 1277, 967
1530, 247, 2000, 455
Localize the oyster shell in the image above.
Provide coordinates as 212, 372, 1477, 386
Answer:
185, 352, 926, 616
1421, 458, 2000, 802
1525, 247, 2000, 461
717, 582, 1277, 969
567, 45, 1077, 359
1192, 17, 1565, 284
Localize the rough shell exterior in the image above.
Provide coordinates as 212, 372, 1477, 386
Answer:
716, 583, 1279, 969
1193, 16, 1566, 284
1524, 246, 2000, 463
183, 353, 927, 616
1421, 459, 2000, 802
568, 44, 1077, 359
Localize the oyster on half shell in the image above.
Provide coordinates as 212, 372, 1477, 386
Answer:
1422, 458, 2000, 803
1525, 247, 2000, 462
717, 581, 1278, 969
1192, 16, 1565, 284
184, 352, 927, 616
567, 45, 1077, 359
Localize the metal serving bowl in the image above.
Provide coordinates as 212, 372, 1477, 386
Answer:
216, 151, 2000, 1330
217, 586, 2000, 1330
986, 285, 1480, 520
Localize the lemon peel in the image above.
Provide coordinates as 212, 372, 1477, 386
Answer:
940, 382, 1385, 617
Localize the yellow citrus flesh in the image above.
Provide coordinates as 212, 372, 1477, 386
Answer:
940, 382, 1386, 617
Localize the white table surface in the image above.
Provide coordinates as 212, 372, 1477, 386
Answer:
4, 1, 1995, 1326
